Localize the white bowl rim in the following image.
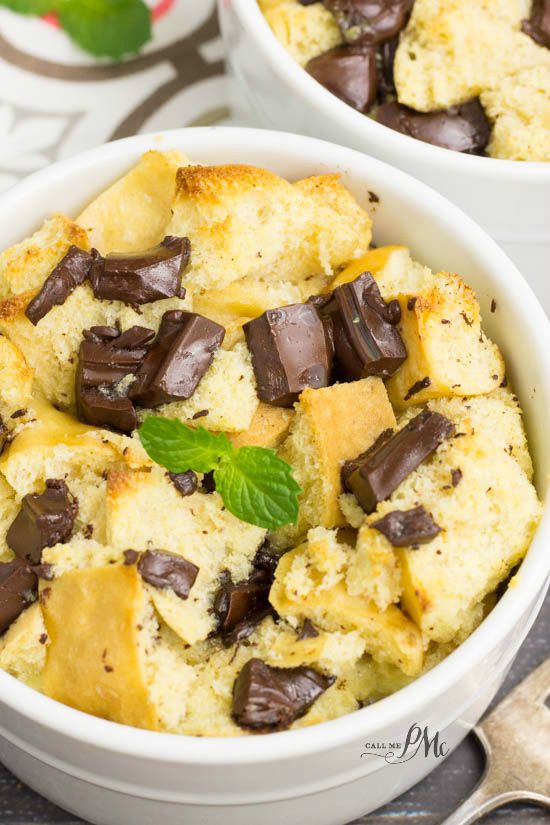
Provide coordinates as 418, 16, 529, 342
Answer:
0, 126, 548, 767
228, 0, 550, 180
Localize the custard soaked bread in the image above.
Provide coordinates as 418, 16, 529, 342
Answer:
261, 0, 550, 161
0, 151, 540, 736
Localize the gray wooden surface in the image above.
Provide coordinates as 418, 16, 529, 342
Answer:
0, 592, 548, 824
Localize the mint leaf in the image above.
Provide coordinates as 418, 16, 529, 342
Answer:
139, 417, 233, 474
214, 447, 301, 531
58, 0, 151, 60
0, 0, 58, 13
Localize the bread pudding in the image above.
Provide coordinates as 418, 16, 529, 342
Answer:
0, 151, 541, 735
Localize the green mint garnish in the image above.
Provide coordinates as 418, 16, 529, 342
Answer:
139, 417, 301, 531
0, 0, 152, 60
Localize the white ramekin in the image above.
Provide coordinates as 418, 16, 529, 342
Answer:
0, 127, 548, 825
218, 0, 550, 301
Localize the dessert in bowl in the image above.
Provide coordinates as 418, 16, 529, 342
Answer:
0, 127, 547, 825
218, 1, 550, 293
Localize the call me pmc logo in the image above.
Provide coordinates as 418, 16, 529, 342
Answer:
361, 723, 449, 765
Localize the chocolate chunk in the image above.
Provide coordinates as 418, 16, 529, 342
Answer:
404, 376, 431, 400
7, 479, 78, 564
451, 468, 462, 487
252, 543, 280, 580
129, 310, 225, 408
372, 505, 441, 546
306, 44, 378, 112
89, 236, 190, 306
123, 549, 139, 566
214, 570, 272, 645
76, 325, 153, 433
168, 470, 198, 497
232, 658, 335, 731
323, 0, 414, 45
522, 0, 550, 48
298, 619, 320, 640
26, 246, 96, 325
201, 470, 216, 494
377, 35, 398, 99
244, 303, 333, 408
224, 606, 274, 648
0, 420, 8, 456
0, 559, 38, 634
376, 99, 491, 155
137, 549, 198, 600
342, 411, 455, 513
320, 273, 406, 380
386, 299, 401, 325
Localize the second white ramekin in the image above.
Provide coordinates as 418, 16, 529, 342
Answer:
218, 0, 550, 302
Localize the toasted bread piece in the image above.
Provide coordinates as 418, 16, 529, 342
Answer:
263, 0, 342, 65
229, 403, 294, 449
275, 378, 396, 546
481, 65, 550, 161
0, 214, 89, 299
270, 538, 424, 675
168, 165, 371, 291
0, 603, 48, 688
145, 344, 259, 433
394, 0, 550, 112
387, 272, 504, 408
0, 334, 33, 420
105, 467, 265, 644
346, 525, 402, 611
77, 150, 188, 254
41, 565, 195, 731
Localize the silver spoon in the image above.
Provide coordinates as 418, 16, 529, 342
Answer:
441, 656, 550, 825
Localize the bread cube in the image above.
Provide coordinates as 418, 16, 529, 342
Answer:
41, 565, 196, 731
270, 542, 423, 675
167, 165, 371, 291
0, 603, 48, 688
386, 272, 504, 408
263, 0, 343, 66
77, 150, 188, 254
0, 334, 33, 420
105, 467, 265, 643
394, 0, 550, 112
481, 65, 550, 162
275, 378, 396, 545
346, 524, 402, 611
326, 245, 412, 292
229, 403, 294, 450
0, 213, 89, 299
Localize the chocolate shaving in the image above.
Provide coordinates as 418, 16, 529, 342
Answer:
371, 505, 441, 546
404, 376, 431, 400
6, 479, 78, 564
232, 658, 335, 731
298, 619, 320, 640
25, 246, 96, 325
451, 468, 463, 487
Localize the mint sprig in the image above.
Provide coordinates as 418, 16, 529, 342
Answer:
139, 417, 301, 531
0, 0, 152, 60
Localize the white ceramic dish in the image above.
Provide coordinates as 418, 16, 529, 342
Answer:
218, 0, 550, 304
0, 127, 548, 825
